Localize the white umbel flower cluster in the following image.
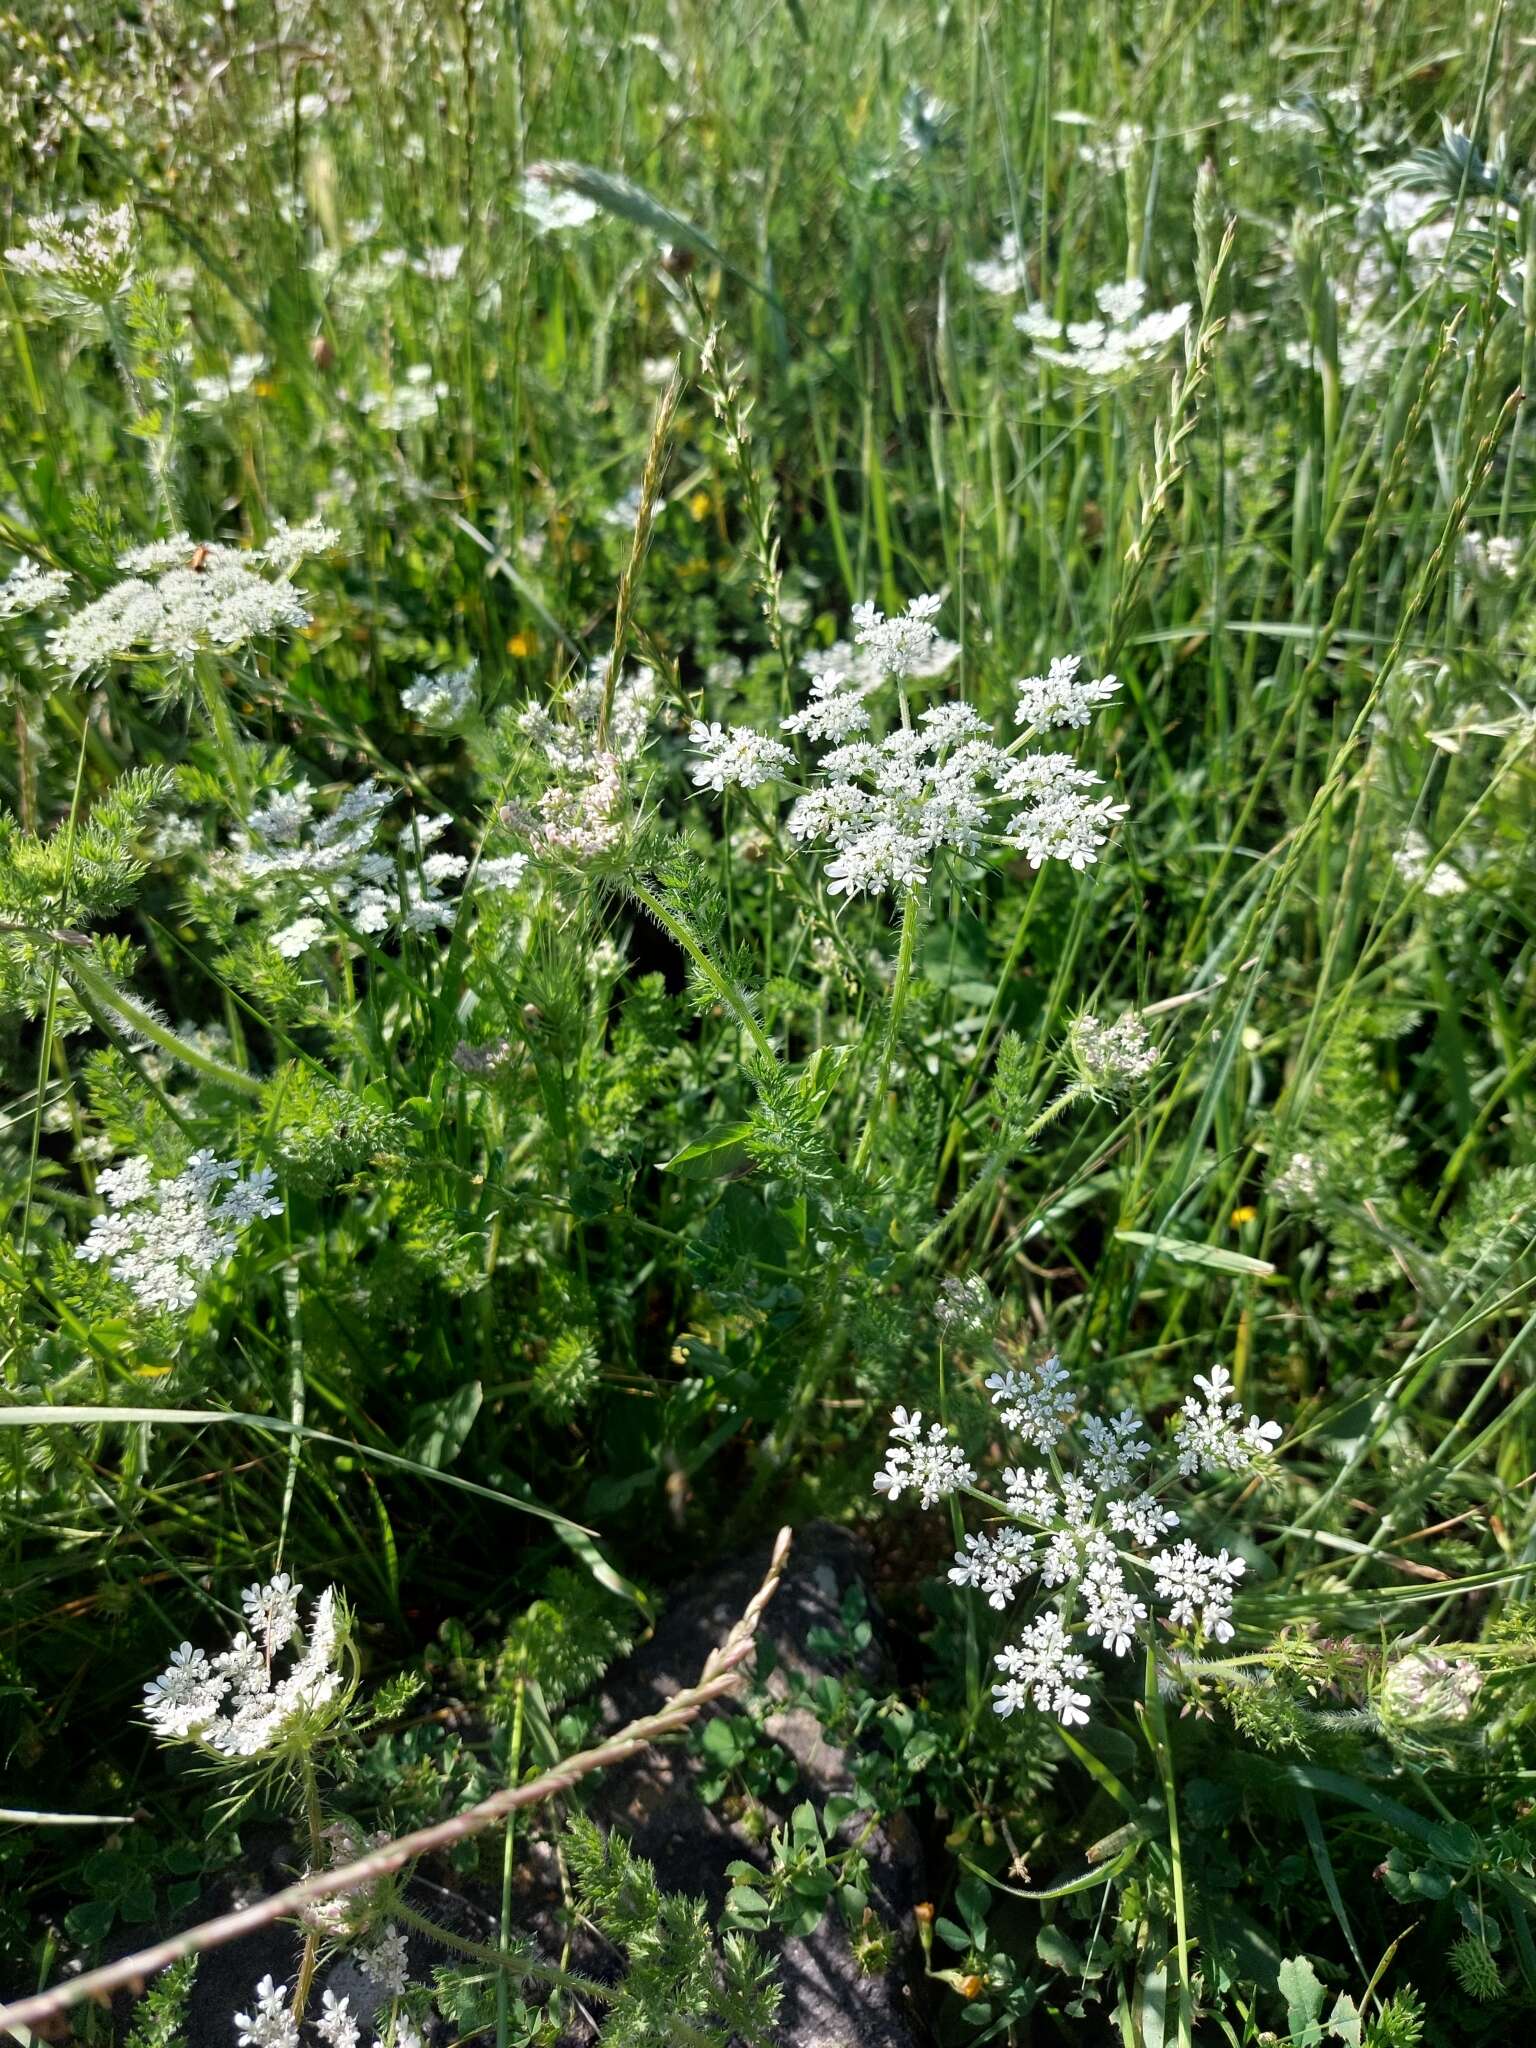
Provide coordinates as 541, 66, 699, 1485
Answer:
506, 659, 659, 861
874, 1348, 1282, 1726
401, 659, 478, 729
231, 777, 526, 956
144, 1576, 349, 1757
872, 1407, 976, 1508
0, 556, 71, 619
688, 596, 1125, 899
49, 522, 337, 679
234, 1976, 299, 2048
687, 720, 793, 794
1015, 279, 1189, 379
76, 1151, 281, 1312
1070, 1009, 1160, 1092
4, 201, 137, 312
966, 229, 1030, 297
1172, 1366, 1284, 1477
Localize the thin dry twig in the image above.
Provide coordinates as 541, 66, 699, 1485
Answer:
0, 1528, 794, 2036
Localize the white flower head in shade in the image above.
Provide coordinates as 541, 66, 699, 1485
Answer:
967, 229, 1030, 297
317, 1992, 360, 2048
519, 165, 601, 233
1070, 1010, 1159, 1092
234, 1976, 299, 2048
402, 659, 478, 729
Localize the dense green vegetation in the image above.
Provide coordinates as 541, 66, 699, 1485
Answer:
2, 1, 1535, 2041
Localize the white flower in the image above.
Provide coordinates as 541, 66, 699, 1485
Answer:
1017, 282, 1189, 379
1461, 529, 1520, 583
5, 202, 136, 310
1007, 790, 1127, 870
993, 1610, 1093, 1725
934, 1272, 996, 1337
189, 353, 267, 410
949, 1526, 1037, 1609
1393, 830, 1467, 900
0, 557, 70, 617
476, 854, 530, 893
234, 1976, 298, 2048
242, 1572, 302, 1654
824, 822, 931, 898
873, 1407, 975, 1509
1079, 1409, 1148, 1494
143, 1642, 227, 1740
148, 1583, 349, 1759
413, 243, 464, 282
985, 1356, 1078, 1452
1381, 1650, 1483, 1726
967, 229, 1029, 297
1105, 1491, 1180, 1547
1014, 655, 1120, 731
49, 550, 317, 679
519, 167, 601, 233
357, 1923, 410, 1995
77, 1153, 279, 1314
1071, 1010, 1159, 1089
317, 1991, 360, 2048
402, 660, 477, 728
780, 671, 873, 742
851, 594, 948, 680
1173, 1366, 1282, 1477
272, 915, 327, 959
1150, 1539, 1245, 1642
1002, 1466, 1058, 1523
688, 720, 793, 794
96, 1157, 155, 1208
1081, 1541, 1147, 1657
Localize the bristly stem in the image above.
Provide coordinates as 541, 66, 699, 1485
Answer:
627, 878, 776, 1063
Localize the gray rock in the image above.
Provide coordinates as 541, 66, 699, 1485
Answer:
578, 1522, 930, 2048
118, 1526, 929, 2048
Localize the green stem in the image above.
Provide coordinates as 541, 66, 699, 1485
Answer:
915, 1083, 1088, 1262
67, 953, 265, 1098
16, 716, 93, 1285
853, 887, 919, 1174
392, 1901, 605, 1999
1144, 1658, 1194, 2048
628, 880, 775, 1062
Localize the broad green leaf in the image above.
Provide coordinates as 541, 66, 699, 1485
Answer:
1278, 1955, 1326, 2047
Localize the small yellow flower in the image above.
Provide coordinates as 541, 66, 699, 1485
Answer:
1231, 1205, 1258, 1227
688, 489, 712, 522
252, 379, 276, 399
507, 630, 536, 658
